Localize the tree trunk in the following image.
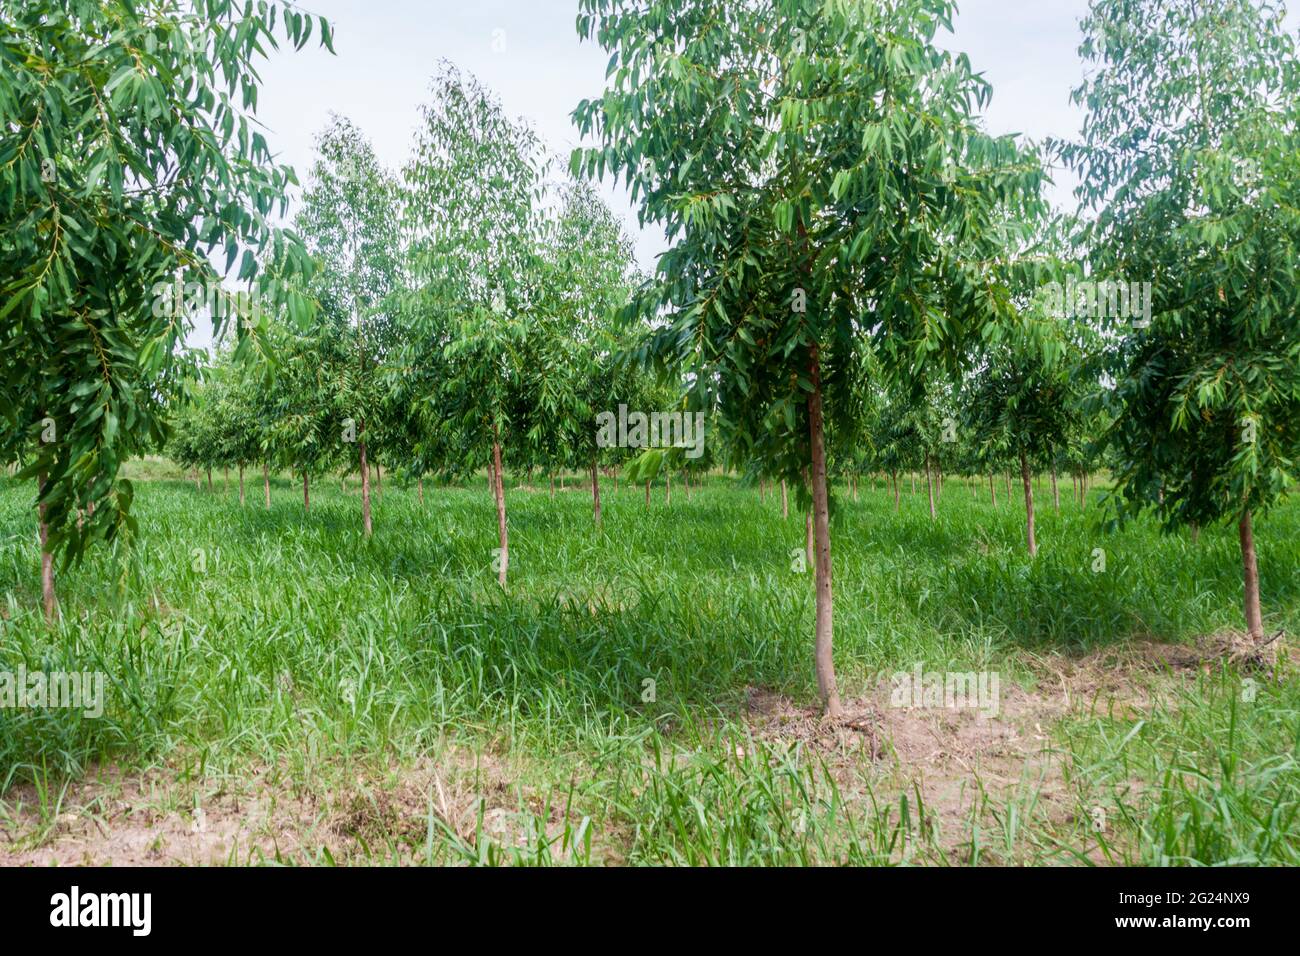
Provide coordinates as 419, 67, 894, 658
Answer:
550, 475, 555, 499
781, 478, 789, 520
807, 346, 841, 718
645, 480, 650, 510
492, 437, 508, 589
893, 471, 900, 511
666, 471, 671, 505
590, 458, 602, 527
1239, 509, 1264, 642
224, 466, 229, 493
989, 471, 996, 507
375, 462, 382, 500
418, 477, 424, 507
910, 472, 916, 495
303, 471, 310, 513
760, 478, 766, 502
238, 464, 245, 506
206, 468, 213, 494
1050, 466, 1059, 513
38, 473, 56, 625
264, 463, 271, 509
925, 453, 936, 521
936, 463, 943, 504
359, 436, 372, 537
1020, 450, 1037, 557
1080, 473, 1088, 511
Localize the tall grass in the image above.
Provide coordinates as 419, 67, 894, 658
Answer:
0, 469, 1296, 863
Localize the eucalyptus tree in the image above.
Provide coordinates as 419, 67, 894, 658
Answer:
167, 394, 212, 491
534, 180, 641, 527
574, 0, 1045, 715
404, 65, 549, 588
965, 339, 1078, 556
294, 116, 403, 537
874, 381, 949, 515
0, 0, 326, 619
261, 327, 343, 512
1057, 0, 1300, 644
207, 356, 266, 506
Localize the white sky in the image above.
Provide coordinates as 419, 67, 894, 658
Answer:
188, 0, 1293, 349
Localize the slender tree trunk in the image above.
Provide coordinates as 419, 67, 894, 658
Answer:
590, 458, 602, 527
910, 472, 916, 495
1051, 466, 1059, 513
239, 464, 245, 506
1191, 521, 1200, 544
1239, 509, 1264, 642
1080, 472, 1088, 511
1020, 450, 1037, 557
37, 473, 56, 625
989, 471, 996, 507
893, 471, 900, 511
224, 466, 229, 493
492, 436, 508, 589
550, 475, 555, 499
418, 477, 424, 508
303, 471, 310, 512
781, 479, 789, 520
936, 463, 943, 504
264, 462, 271, 509
1004, 471, 1011, 499
359, 436, 372, 537
807, 346, 841, 718
206, 468, 213, 494
645, 480, 650, 510
925, 453, 936, 521
760, 478, 766, 502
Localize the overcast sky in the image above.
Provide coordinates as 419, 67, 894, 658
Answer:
190, 0, 1289, 349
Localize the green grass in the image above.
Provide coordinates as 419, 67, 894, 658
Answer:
0, 468, 1297, 864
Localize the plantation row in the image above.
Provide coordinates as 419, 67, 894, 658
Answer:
2, 0, 1298, 725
